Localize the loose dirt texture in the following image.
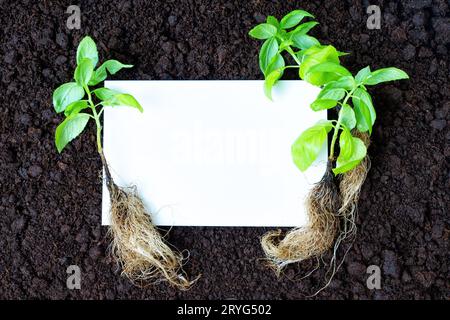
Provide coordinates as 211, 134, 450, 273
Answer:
0, 0, 449, 299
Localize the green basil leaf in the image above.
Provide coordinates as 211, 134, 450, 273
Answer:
353, 101, 372, 133
338, 127, 353, 160
290, 21, 319, 36
291, 120, 333, 172
92, 87, 121, 101
55, 113, 90, 153
100, 59, 133, 75
88, 69, 107, 86
340, 104, 356, 130
259, 37, 279, 75
355, 66, 371, 84
265, 53, 285, 76
352, 88, 376, 133
74, 58, 94, 86
307, 62, 352, 77
64, 100, 88, 116
88, 60, 133, 86
325, 76, 356, 90
266, 16, 279, 29
310, 99, 338, 111
248, 23, 277, 40
299, 45, 340, 80
264, 68, 283, 100
310, 86, 346, 111
291, 34, 320, 50
106, 94, 143, 112
76, 36, 98, 67
280, 10, 314, 29
364, 67, 409, 86
94, 88, 140, 112
52, 82, 85, 113
318, 87, 346, 100
304, 61, 350, 86
333, 136, 367, 175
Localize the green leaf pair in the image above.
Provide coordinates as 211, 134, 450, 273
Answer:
74, 58, 94, 87
259, 38, 282, 76
93, 88, 143, 112
89, 60, 133, 86
249, 10, 314, 39
352, 87, 376, 134
299, 46, 346, 86
249, 9, 319, 100
333, 128, 367, 175
53, 36, 143, 153
53, 82, 85, 113
76, 36, 133, 86
280, 10, 315, 29
291, 121, 367, 175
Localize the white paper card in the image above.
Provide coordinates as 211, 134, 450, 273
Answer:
102, 80, 327, 227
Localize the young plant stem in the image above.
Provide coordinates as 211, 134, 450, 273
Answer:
94, 110, 103, 154
286, 47, 302, 65
85, 86, 103, 154
284, 43, 357, 162
328, 88, 356, 161
84, 86, 113, 188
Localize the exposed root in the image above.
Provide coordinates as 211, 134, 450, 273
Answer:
261, 131, 371, 295
335, 131, 371, 255
339, 131, 371, 224
261, 161, 340, 274
101, 152, 195, 290
321, 131, 371, 291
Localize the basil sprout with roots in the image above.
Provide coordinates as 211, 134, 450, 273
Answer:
53, 36, 196, 289
250, 10, 408, 295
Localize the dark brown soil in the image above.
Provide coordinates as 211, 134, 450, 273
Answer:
0, 0, 448, 299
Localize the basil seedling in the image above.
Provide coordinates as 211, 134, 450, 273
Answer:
52, 36, 194, 289
249, 12, 408, 174
250, 10, 409, 293
53, 36, 142, 154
